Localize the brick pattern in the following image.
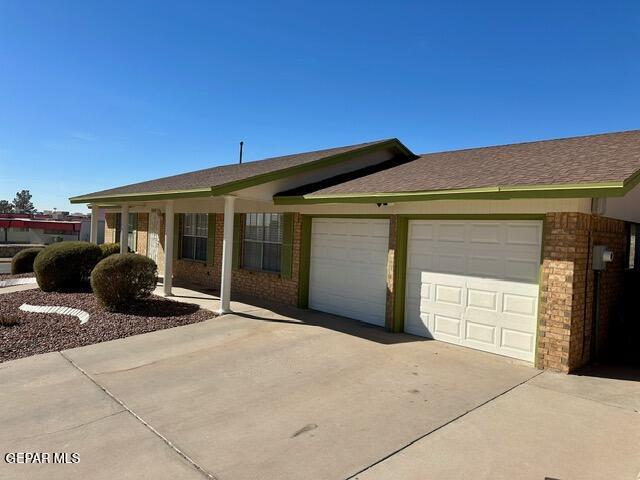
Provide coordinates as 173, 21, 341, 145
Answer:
171, 213, 302, 306
104, 213, 116, 243
229, 213, 301, 305
537, 212, 626, 372
135, 213, 149, 256
385, 215, 397, 330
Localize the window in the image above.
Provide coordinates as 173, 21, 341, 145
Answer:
181, 213, 208, 262
115, 213, 137, 250
243, 213, 282, 272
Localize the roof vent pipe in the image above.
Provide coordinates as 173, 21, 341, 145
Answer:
239, 141, 244, 164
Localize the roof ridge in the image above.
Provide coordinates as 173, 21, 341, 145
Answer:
417, 129, 640, 157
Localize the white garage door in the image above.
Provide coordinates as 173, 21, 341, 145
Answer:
405, 220, 542, 362
309, 218, 389, 326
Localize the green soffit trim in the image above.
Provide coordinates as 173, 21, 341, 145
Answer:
273, 180, 636, 205
69, 139, 412, 204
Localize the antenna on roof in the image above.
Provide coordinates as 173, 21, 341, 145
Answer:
239, 141, 244, 164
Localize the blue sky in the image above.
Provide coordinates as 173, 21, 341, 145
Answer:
0, 1, 638, 212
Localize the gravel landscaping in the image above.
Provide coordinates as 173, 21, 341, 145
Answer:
0, 288, 215, 362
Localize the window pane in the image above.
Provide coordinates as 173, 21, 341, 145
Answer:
195, 237, 208, 261
243, 241, 262, 270
182, 235, 195, 259
245, 213, 260, 241
264, 213, 282, 243
262, 243, 281, 272
196, 214, 208, 238
183, 214, 195, 236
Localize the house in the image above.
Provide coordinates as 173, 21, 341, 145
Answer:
70, 130, 640, 373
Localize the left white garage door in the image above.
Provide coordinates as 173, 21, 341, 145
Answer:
309, 218, 389, 326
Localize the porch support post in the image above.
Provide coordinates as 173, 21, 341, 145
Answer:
163, 200, 174, 296
90, 205, 100, 244
119, 204, 129, 253
218, 195, 236, 314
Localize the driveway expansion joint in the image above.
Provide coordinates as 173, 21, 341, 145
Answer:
346, 369, 545, 480
59, 351, 218, 480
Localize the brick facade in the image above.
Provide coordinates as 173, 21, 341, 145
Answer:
172, 213, 302, 306
135, 213, 149, 256
104, 213, 116, 243
385, 215, 398, 331
115, 208, 628, 371
537, 212, 626, 372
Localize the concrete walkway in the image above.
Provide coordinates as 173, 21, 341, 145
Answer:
0, 295, 639, 479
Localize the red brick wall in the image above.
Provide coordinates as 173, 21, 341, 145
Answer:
172, 213, 302, 306
537, 212, 626, 372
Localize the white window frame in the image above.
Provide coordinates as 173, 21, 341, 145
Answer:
243, 213, 283, 273
181, 213, 208, 262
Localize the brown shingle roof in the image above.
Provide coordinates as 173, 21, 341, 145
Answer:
295, 130, 640, 197
71, 139, 404, 201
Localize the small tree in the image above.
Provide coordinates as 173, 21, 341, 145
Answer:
13, 190, 35, 214
0, 200, 13, 213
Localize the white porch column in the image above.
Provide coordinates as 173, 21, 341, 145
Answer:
163, 200, 174, 296
218, 195, 236, 314
119, 204, 129, 253
90, 205, 100, 244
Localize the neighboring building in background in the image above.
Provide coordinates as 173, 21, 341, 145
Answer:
0, 211, 104, 245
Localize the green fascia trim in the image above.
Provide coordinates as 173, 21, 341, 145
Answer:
209, 139, 413, 196
392, 217, 408, 333
70, 139, 413, 204
70, 188, 214, 204
273, 181, 627, 205
297, 216, 312, 309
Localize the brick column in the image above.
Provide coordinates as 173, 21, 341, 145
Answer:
537, 212, 626, 372
385, 215, 398, 331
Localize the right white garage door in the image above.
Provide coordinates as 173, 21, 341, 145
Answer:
405, 220, 542, 362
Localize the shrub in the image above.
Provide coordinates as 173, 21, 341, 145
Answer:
100, 242, 121, 259
33, 241, 103, 292
11, 247, 44, 274
91, 253, 158, 312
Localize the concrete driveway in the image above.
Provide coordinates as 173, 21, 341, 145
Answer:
1, 303, 639, 480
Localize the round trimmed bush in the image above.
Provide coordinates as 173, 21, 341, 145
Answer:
33, 241, 103, 292
91, 253, 158, 312
100, 242, 121, 259
11, 247, 44, 274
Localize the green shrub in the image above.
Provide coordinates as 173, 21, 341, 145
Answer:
100, 242, 121, 259
33, 241, 103, 292
91, 253, 158, 312
11, 247, 44, 274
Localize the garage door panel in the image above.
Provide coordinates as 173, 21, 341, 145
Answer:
406, 220, 541, 362
310, 218, 389, 327
436, 254, 466, 274
433, 314, 462, 341
506, 223, 542, 246
465, 321, 496, 345
504, 258, 539, 282
501, 328, 535, 355
469, 223, 503, 244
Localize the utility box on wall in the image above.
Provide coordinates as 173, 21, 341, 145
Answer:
593, 245, 614, 271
